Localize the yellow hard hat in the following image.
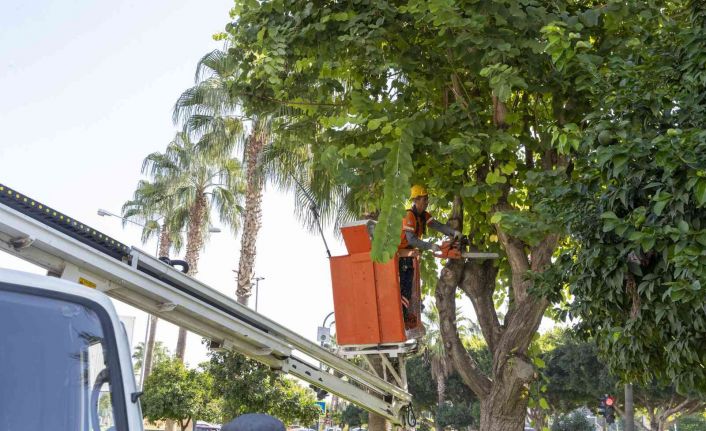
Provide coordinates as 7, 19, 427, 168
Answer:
410, 185, 428, 199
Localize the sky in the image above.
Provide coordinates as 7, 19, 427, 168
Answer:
0, 0, 556, 377
0, 0, 348, 369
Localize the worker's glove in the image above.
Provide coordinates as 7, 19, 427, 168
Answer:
431, 244, 441, 253
452, 230, 463, 240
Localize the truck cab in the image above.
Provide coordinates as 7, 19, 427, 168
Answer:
0, 268, 143, 430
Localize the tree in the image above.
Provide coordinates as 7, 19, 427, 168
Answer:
174, 50, 272, 307
543, 337, 615, 413
407, 353, 481, 431
141, 358, 221, 431
422, 302, 476, 431
143, 131, 243, 360
341, 404, 367, 428
122, 179, 182, 379
539, 2, 706, 393
633, 382, 706, 431
206, 349, 321, 425
550, 410, 594, 431
541, 335, 706, 431
132, 341, 171, 376
214, 1, 604, 429
677, 414, 706, 431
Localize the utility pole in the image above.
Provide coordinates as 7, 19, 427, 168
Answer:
625, 383, 634, 431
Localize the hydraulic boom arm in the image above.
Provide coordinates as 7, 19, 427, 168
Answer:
0, 183, 412, 425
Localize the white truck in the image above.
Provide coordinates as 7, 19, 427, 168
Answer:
0, 183, 414, 430
0, 268, 142, 430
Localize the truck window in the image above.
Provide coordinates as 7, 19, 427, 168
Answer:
0, 287, 123, 431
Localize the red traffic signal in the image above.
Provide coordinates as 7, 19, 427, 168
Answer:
605, 396, 615, 407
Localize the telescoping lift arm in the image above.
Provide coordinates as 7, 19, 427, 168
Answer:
0, 183, 412, 425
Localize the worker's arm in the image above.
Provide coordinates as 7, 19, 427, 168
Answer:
428, 220, 460, 238
404, 231, 437, 251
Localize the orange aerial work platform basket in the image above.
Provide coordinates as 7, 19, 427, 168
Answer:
329, 220, 415, 346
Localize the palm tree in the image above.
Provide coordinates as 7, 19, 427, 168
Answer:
122, 179, 183, 379
173, 49, 268, 306
174, 49, 365, 306
422, 302, 477, 431
143, 131, 244, 360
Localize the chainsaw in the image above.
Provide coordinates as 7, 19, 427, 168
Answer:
433, 236, 499, 260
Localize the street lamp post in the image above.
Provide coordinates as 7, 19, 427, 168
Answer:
253, 276, 265, 312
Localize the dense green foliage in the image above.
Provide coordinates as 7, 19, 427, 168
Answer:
677, 414, 706, 431
141, 359, 220, 431
340, 404, 367, 428
215, 0, 585, 260
207, 0, 706, 427
539, 2, 706, 392
540, 334, 705, 430
407, 355, 480, 429
206, 350, 321, 425
132, 341, 171, 375
549, 410, 594, 431
544, 337, 615, 412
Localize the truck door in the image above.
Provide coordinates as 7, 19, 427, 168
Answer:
0, 280, 129, 430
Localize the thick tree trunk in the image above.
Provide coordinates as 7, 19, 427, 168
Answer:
479, 387, 528, 431
435, 230, 556, 431
236, 125, 266, 306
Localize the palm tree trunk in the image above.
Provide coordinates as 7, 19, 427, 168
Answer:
158, 224, 172, 258
176, 193, 207, 361
236, 125, 266, 306
144, 226, 171, 378
143, 314, 159, 379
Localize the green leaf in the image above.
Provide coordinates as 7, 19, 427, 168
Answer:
678, 220, 690, 233
653, 200, 668, 217
371, 134, 414, 262
490, 213, 503, 224
332, 11, 350, 21
368, 118, 384, 130
539, 398, 549, 410
695, 179, 706, 205
641, 236, 656, 251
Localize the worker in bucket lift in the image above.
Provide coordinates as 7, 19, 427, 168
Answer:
398, 185, 462, 328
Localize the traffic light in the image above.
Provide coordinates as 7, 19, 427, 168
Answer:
605, 395, 615, 424
598, 395, 616, 424
597, 396, 606, 416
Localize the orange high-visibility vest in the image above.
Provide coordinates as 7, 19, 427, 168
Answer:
398, 208, 433, 249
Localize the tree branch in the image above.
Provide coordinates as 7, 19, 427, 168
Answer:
661, 398, 702, 421
492, 232, 557, 374
458, 259, 502, 351
495, 223, 530, 302
531, 234, 559, 273
435, 260, 492, 399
